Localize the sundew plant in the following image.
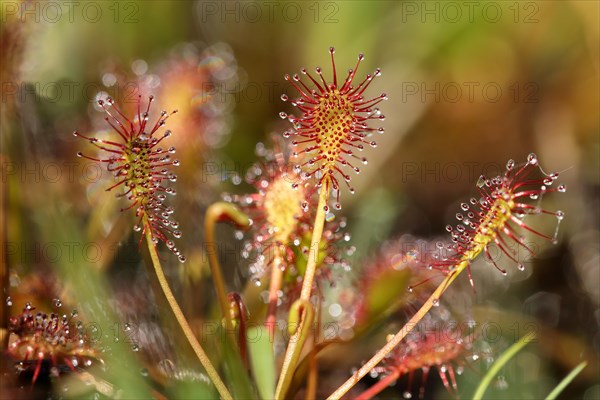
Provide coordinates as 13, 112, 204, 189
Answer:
1, 2, 598, 400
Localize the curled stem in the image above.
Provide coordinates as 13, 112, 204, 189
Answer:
274, 299, 314, 400
327, 261, 467, 399
228, 292, 249, 367
143, 220, 232, 400
205, 202, 251, 330
275, 185, 329, 399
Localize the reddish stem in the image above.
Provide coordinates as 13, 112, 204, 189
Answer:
265, 246, 283, 341
355, 370, 401, 400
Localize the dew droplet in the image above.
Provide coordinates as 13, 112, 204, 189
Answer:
527, 153, 538, 165
432, 298, 439, 307
131, 344, 140, 352
178, 255, 186, 263
403, 391, 413, 399
506, 159, 515, 170
50, 366, 60, 378
557, 184, 566, 192
495, 375, 509, 390
555, 210, 564, 220
518, 263, 525, 271
6, 297, 12, 306
476, 175, 486, 188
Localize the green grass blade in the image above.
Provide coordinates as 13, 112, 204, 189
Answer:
247, 326, 276, 399
223, 339, 257, 399
473, 331, 536, 400
545, 361, 587, 400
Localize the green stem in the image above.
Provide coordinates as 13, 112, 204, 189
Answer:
473, 330, 536, 400
143, 222, 232, 400
205, 202, 251, 330
327, 261, 467, 399
274, 186, 329, 399
300, 186, 329, 301
306, 299, 322, 400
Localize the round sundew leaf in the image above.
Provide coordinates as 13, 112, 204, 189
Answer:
281, 49, 386, 202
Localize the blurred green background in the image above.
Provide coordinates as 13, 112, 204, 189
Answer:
1, 1, 598, 399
